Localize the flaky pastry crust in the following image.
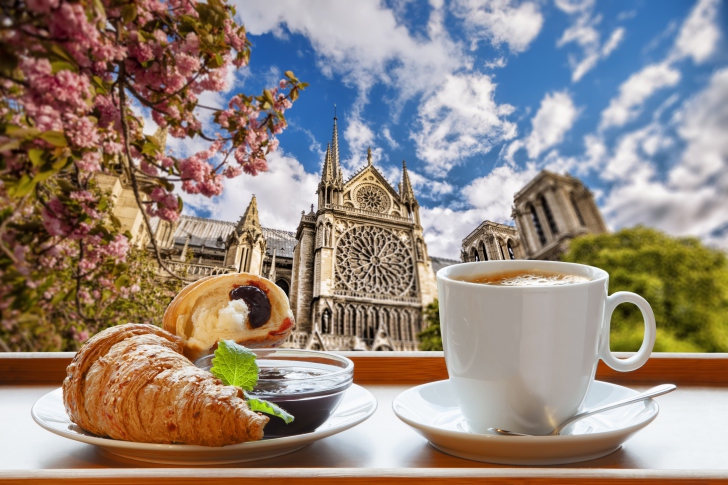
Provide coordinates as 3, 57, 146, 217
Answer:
163, 273, 295, 362
62, 323, 268, 446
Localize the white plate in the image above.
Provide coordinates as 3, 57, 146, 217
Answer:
32, 384, 376, 465
392, 380, 659, 465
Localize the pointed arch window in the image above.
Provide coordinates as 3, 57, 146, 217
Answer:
529, 203, 547, 246
571, 192, 585, 226
480, 241, 488, 261
498, 241, 506, 260
539, 195, 559, 236
507, 241, 515, 260
471, 247, 479, 261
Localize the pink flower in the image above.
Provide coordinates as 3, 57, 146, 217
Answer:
26, 0, 59, 14
77, 151, 101, 172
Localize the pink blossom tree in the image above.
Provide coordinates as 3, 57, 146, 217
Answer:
0, 0, 306, 350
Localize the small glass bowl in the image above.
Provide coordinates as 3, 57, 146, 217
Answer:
195, 348, 354, 438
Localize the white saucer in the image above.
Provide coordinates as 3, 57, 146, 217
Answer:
32, 384, 376, 465
392, 380, 659, 465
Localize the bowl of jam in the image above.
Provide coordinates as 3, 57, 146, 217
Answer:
196, 348, 354, 438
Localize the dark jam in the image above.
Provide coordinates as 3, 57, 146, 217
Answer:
251, 365, 349, 439
229, 285, 271, 328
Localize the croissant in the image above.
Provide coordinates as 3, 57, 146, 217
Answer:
62, 323, 269, 446
163, 273, 295, 362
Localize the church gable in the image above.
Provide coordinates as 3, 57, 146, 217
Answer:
343, 165, 407, 217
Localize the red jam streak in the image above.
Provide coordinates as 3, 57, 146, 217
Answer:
229, 285, 271, 329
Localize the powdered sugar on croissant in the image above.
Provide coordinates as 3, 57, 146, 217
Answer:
163, 273, 295, 362
62, 323, 268, 446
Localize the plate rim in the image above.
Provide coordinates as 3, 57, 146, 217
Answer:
392, 379, 659, 442
32, 383, 377, 453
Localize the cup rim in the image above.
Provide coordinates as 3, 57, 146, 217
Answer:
436, 260, 608, 290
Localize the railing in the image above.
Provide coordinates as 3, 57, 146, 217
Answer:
333, 289, 421, 304
323, 204, 414, 223
164, 261, 235, 278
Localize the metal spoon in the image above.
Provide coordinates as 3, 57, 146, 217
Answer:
488, 383, 676, 437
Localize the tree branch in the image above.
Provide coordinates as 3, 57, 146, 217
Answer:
117, 57, 196, 284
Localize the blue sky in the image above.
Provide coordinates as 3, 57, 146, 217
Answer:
169, 0, 728, 259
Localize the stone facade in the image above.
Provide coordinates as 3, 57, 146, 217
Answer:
287, 118, 439, 351
104, 118, 449, 352
513, 170, 607, 260
462, 170, 607, 262
461, 221, 526, 262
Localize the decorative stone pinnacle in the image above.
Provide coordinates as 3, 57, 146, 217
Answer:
367, 147, 372, 165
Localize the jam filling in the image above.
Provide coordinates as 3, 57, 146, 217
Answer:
229, 285, 271, 329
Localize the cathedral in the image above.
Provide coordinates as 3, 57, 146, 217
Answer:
142, 117, 444, 351
101, 118, 607, 352
461, 170, 607, 263
287, 118, 439, 351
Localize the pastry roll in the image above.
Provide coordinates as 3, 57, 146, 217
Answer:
163, 273, 295, 362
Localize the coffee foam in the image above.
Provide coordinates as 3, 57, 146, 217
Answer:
499, 273, 589, 286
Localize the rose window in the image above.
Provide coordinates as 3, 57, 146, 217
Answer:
356, 184, 390, 212
335, 225, 414, 297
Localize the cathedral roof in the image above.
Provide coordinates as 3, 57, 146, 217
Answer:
151, 215, 297, 258
429, 255, 460, 273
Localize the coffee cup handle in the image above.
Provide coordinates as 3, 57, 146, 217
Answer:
599, 291, 657, 372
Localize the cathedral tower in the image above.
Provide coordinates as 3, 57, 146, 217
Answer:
290, 117, 438, 351
512, 170, 608, 260
224, 195, 267, 274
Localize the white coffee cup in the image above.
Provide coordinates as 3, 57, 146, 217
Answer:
437, 260, 656, 435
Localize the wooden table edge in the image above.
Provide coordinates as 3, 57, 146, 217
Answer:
2, 352, 728, 386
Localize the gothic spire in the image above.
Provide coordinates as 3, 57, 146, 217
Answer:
400, 160, 417, 206
331, 114, 340, 172
321, 142, 333, 183
237, 195, 261, 231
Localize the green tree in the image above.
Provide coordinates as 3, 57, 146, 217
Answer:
563, 227, 728, 352
418, 299, 442, 351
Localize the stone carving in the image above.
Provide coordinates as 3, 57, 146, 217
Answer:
355, 184, 391, 212
335, 225, 414, 297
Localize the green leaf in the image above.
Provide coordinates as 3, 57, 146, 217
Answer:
210, 340, 259, 391
28, 149, 44, 167
51, 60, 76, 74
8, 175, 36, 198
121, 4, 137, 23
114, 274, 131, 290
247, 397, 294, 424
39, 131, 67, 147
141, 142, 158, 155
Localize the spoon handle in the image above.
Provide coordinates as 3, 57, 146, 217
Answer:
551, 383, 676, 435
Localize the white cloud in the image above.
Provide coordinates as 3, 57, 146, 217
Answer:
343, 115, 383, 171
235, 0, 464, 105
181, 150, 320, 230
463, 163, 539, 214
599, 62, 681, 130
524, 91, 579, 159
671, 68, 728, 191
451, 0, 544, 53
599, 0, 721, 132
411, 73, 517, 175
672, 0, 721, 64
484, 57, 508, 69
406, 169, 454, 199
381, 127, 400, 149
420, 163, 537, 258
556, 0, 626, 82
602, 68, 728, 249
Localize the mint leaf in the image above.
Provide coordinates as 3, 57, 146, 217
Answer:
210, 340, 259, 391
247, 397, 295, 424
